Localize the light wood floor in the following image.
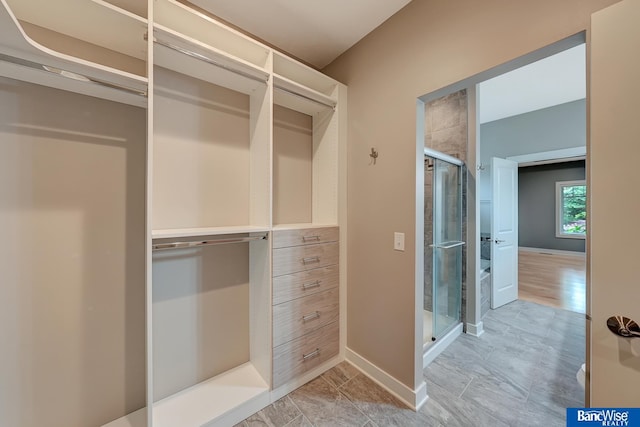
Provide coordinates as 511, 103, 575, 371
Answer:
518, 249, 586, 313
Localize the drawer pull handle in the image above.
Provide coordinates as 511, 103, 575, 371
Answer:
302, 280, 322, 290
302, 311, 321, 322
303, 348, 321, 361
303, 256, 321, 264
303, 235, 321, 242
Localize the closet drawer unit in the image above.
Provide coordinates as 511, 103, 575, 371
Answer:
273, 288, 339, 347
273, 265, 339, 305
272, 321, 339, 388
272, 242, 339, 277
272, 227, 339, 249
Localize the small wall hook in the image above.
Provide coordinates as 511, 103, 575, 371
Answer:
477, 163, 486, 171
369, 147, 379, 165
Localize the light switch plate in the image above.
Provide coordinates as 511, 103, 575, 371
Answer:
394, 232, 405, 251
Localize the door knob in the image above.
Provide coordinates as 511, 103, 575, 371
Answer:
494, 239, 505, 244
607, 316, 640, 338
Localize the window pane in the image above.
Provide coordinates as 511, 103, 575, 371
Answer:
561, 184, 586, 235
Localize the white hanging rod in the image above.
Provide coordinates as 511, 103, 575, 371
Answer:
153, 36, 269, 84
0, 53, 148, 97
274, 85, 336, 110
152, 233, 268, 251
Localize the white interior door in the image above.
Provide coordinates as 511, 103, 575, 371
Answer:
490, 157, 518, 309
589, 0, 640, 406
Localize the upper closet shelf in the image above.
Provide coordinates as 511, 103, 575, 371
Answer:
0, 0, 148, 107
154, 0, 270, 69
273, 74, 337, 115
153, 24, 269, 95
6, 0, 148, 60
273, 52, 337, 96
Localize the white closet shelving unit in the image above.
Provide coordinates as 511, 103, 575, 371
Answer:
0, 0, 148, 107
0, 0, 346, 425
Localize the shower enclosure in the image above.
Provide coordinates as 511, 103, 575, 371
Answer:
424, 148, 464, 346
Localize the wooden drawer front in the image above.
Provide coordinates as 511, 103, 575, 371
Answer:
273, 321, 339, 388
272, 242, 338, 277
273, 265, 339, 305
273, 288, 339, 347
273, 227, 339, 249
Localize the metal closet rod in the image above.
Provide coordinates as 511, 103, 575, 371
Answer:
153, 36, 269, 84
152, 233, 268, 251
0, 53, 148, 97
274, 85, 336, 110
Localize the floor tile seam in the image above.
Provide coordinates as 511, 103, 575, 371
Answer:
281, 413, 311, 427
457, 374, 474, 398
335, 385, 377, 427
334, 370, 361, 391
285, 392, 314, 427
324, 374, 377, 426
463, 365, 531, 403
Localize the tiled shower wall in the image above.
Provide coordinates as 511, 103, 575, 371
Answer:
424, 90, 468, 329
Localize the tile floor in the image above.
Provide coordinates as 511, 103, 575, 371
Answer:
237, 300, 585, 427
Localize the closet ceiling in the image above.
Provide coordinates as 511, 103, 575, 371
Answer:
189, 0, 412, 69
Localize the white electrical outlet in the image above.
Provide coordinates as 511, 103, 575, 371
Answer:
394, 232, 405, 251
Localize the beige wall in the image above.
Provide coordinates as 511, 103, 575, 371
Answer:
324, 0, 619, 389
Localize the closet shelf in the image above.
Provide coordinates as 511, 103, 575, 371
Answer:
273, 52, 338, 96
273, 74, 337, 115
0, 0, 148, 107
153, 24, 269, 95
272, 223, 339, 231
153, 362, 269, 427
155, 0, 270, 69
152, 226, 271, 240
101, 408, 146, 427
6, 0, 148, 60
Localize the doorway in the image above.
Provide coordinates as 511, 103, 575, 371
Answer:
477, 42, 587, 316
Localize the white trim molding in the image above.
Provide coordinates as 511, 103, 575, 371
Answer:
519, 246, 585, 257
466, 321, 484, 337
346, 347, 428, 411
506, 146, 585, 167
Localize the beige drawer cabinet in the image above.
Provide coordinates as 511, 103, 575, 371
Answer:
272, 241, 339, 277
272, 226, 340, 388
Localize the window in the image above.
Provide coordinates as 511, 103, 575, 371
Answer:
556, 180, 586, 239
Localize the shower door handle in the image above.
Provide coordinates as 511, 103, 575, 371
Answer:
430, 241, 465, 249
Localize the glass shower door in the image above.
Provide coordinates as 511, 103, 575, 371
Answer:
432, 158, 463, 339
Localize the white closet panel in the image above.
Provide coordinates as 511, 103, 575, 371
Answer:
273, 105, 313, 225
152, 243, 250, 401
152, 67, 251, 230
0, 77, 146, 427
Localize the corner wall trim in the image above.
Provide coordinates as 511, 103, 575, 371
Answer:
345, 347, 427, 410
466, 321, 484, 337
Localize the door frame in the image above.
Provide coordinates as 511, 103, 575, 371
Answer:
416, 31, 587, 400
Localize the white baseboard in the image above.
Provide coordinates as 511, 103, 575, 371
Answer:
346, 347, 427, 410
466, 321, 484, 337
519, 246, 585, 257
